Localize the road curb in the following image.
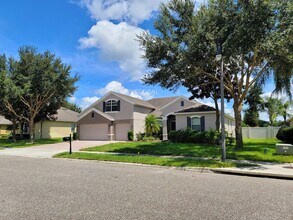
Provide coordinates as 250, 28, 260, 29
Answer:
211, 168, 293, 180
53, 157, 213, 173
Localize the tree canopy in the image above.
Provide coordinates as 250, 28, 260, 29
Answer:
139, 0, 293, 148
0, 46, 79, 141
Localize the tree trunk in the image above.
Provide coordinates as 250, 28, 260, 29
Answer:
40, 120, 43, 140
20, 122, 24, 139
233, 102, 243, 149
214, 97, 220, 132
12, 118, 16, 143
29, 119, 35, 143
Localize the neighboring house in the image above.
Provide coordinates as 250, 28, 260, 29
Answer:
0, 115, 12, 135
77, 91, 235, 141
34, 107, 79, 139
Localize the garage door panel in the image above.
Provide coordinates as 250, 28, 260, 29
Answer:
79, 124, 108, 140
115, 123, 131, 141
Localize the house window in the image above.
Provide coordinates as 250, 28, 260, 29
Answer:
181, 101, 184, 106
91, 112, 94, 118
105, 99, 118, 112
191, 117, 201, 132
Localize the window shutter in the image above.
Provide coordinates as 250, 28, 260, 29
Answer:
117, 100, 120, 111
103, 101, 106, 112
187, 117, 191, 128
200, 116, 205, 132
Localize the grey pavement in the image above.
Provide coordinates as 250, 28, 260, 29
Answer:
0, 141, 114, 158
0, 155, 292, 220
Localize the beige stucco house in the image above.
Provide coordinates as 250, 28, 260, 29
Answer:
0, 115, 12, 136
34, 108, 78, 139
77, 91, 235, 141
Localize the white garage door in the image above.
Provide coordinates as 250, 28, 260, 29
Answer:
115, 123, 131, 141
79, 124, 108, 140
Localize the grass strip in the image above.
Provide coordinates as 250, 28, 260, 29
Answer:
54, 152, 254, 168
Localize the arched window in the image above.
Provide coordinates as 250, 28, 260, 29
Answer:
191, 116, 201, 132
105, 99, 118, 112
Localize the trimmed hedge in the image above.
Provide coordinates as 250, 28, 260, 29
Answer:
276, 125, 288, 142
168, 128, 235, 145
283, 127, 293, 144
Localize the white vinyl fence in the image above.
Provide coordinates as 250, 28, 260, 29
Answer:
242, 126, 281, 139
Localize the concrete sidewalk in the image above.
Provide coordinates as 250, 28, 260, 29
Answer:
212, 162, 293, 180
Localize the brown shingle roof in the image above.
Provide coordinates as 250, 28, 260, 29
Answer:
147, 96, 180, 109
175, 104, 216, 113
51, 108, 79, 122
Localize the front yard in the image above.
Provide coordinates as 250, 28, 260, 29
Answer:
0, 138, 63, 149
54, 138, 292, 168
79, 138, 292, 163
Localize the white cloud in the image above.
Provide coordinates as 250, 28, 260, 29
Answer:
69, 96, 100, 109
96, 80, 153, 100
79, 0, 169, 24
79, 21, 145, 81
68, 96, 77, 103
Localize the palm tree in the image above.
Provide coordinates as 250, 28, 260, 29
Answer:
280, 100, 292, 124
263, 97, 283, 125
145, 114, 160, 137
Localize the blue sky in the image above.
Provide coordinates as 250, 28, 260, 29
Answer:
0, 0, 282, 120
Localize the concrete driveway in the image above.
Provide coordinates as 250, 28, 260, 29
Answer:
0, 141, 113, 158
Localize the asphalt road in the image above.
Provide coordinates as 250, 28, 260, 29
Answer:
0, 156, 292, 220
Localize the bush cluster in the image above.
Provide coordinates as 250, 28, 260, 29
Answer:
168, 128, 235, 145
282, 127, 293, 145
127, 131, 134, 141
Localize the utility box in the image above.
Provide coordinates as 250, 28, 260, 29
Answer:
276, 143, 293, 155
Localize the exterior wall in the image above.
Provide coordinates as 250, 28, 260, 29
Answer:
161, 97, 195, 116
94, 93, 134, 120
133, 106, 153, 140
0, 125, 10, 135
175, 112, 235, 135
242, 126, 280, 139
34, 121, 76, 139
176, 113, 217, 131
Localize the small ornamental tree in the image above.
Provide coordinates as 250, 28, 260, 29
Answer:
0, 46, 79, 142
145, 114, 160, 137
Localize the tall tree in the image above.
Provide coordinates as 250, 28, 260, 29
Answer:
263, 97, 283, 125
243, 85, 263, 127
139, 0, 293, 149
0, 46, 79, 142
0, 55, 23, 141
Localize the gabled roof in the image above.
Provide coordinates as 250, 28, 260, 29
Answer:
80, 91, 155, 115
147, 96, 181, 110
0, 115, 12, 125
77, 108, 114, 122
111, 92, 155, 109
52, 108, 79, 122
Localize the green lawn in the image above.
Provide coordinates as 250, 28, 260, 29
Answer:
0, 138, 63, 149
81, 139, 293, 163
54, 152, 250, 168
